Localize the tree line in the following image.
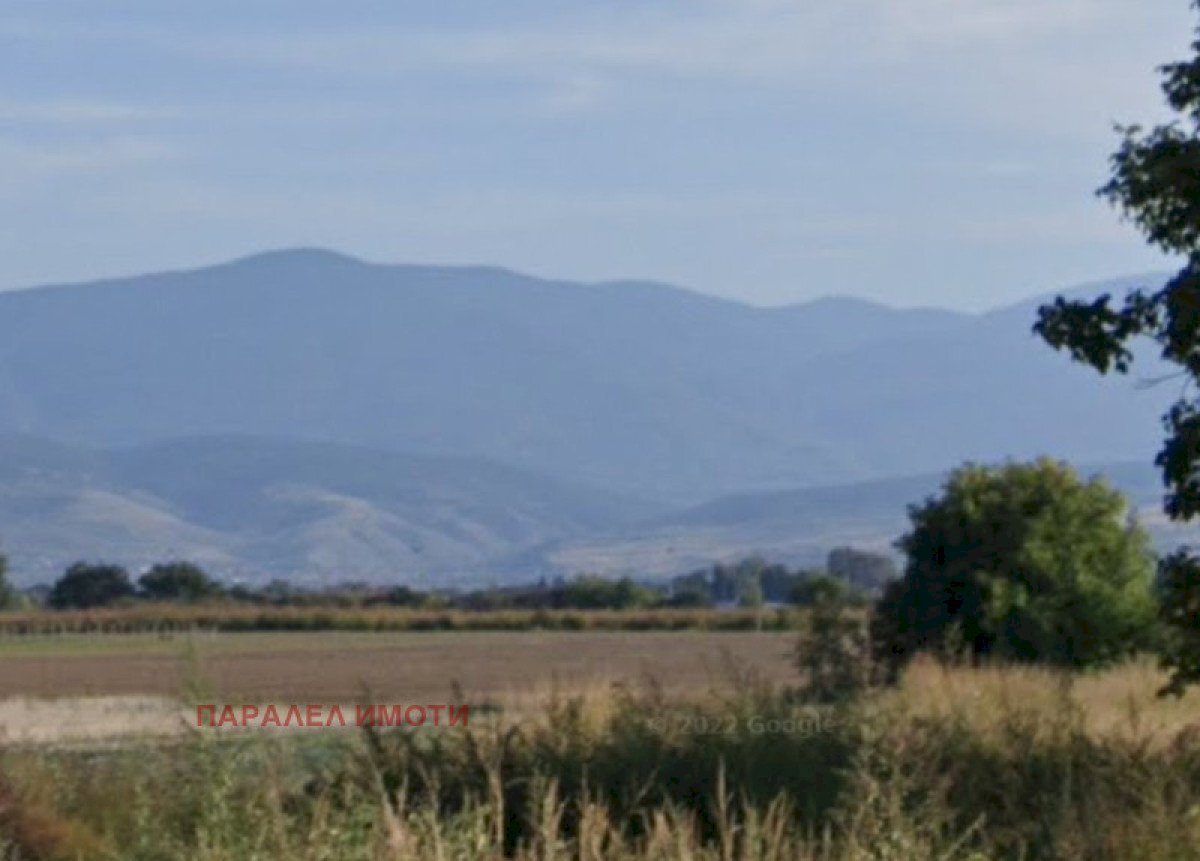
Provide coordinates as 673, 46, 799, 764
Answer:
0, 548, 896, 613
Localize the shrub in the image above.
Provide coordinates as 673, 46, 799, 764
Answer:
795, 598, 878, 703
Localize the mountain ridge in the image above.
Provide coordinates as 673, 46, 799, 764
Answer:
0, 250, 1174, 500
11, 247, 1155, 316
0, 249, 1182, 582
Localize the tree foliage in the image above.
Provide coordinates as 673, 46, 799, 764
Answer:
0, 552, 14, 610
795, 594, 877, 703
1033, 6, 1200, 692
559, 575, 656, 610
792, 574, 861, 608
826, 547, 897, 593
872, 460, 1157, 672
138, 561, 221, 603
48, 562, 135, 609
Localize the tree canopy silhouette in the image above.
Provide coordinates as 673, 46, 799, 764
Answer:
1034, 4, 1200, 694
48, 562, 134, 610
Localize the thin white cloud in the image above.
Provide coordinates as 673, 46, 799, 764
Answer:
0, 100, 174, 125
531, 74, 614, 116
182, 2, 1171, 80
4, 2, 1189, 135
0, 135, 179, 193
161, 0, 1187, 138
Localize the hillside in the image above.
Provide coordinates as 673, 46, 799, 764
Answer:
548, 460, 1194, 578
0, 435, 658, 585
0, 433, 1188, 585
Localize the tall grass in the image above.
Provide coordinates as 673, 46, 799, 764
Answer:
1, 658, 1198, 859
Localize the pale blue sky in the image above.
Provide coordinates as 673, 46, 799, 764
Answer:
0, 1, 1191, 309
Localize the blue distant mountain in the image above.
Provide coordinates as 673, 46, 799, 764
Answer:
0, 249, 1171, 498
0, 250, 1179, 582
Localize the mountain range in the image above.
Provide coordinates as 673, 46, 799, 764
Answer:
0, 250, 1186, 584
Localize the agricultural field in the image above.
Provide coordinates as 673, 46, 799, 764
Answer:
0, 629, 797, 744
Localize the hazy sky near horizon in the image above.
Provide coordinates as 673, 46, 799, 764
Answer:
0, 1, 1192, 309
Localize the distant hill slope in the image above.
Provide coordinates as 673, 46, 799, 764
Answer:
548, 460, 1198, 578
1, 434, 1189, 585
0, 249, 1173, 500
0, 435, 660, 586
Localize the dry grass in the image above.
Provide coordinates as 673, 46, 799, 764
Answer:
0, 651, 1198, 859
888, 654, 1200, 746
0, 696, 183, 746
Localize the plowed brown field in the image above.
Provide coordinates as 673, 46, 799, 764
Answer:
0, 631, 796, 703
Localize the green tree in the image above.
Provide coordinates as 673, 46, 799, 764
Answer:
1033, 5, 1200, 692
663, 572, 714, 608
872, 459, 1157, 672
792, 573, 853, 607
826, 547, 897, 593
138, 561, 222, 603
49, 562, 135, 610
611, 576, 655, 609
0, 551, 15, 610
738, 578, 764, 609
561, 575, 654, 610
759, 563, 800, 602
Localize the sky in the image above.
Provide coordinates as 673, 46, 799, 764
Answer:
0, 1, 1193, 310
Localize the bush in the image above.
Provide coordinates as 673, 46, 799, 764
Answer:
795, 597, 878, 703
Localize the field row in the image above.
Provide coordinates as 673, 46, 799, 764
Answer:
0, 630, 798, 702
0, 605, 802, 635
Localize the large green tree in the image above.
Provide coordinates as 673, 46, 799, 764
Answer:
873, 459, 1157, 671
1034, 5, 1200, 693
